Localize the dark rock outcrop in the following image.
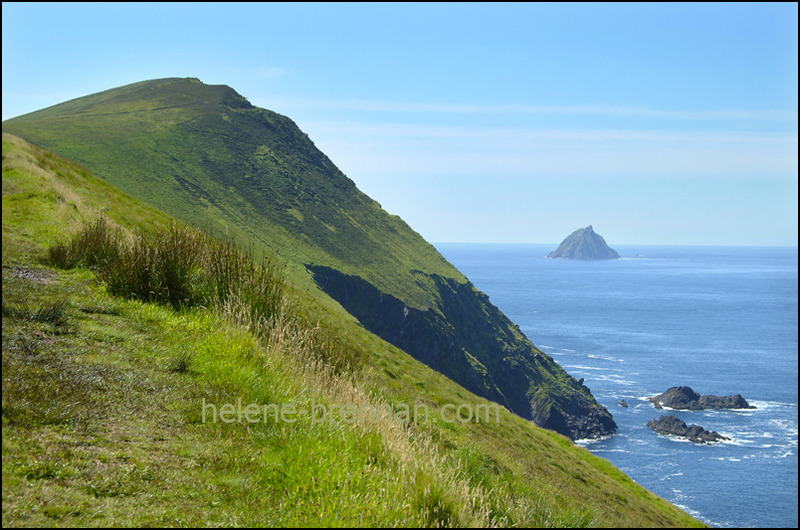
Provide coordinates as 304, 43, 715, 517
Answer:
547, 225, 620, 260
531, 390, 619, 441
619, 399, 629, 408
647, 414, 730, 444
308, 264, 617, 440
698, 394, 755, 409
649, 386, 755, 410
649, 386, 703, 410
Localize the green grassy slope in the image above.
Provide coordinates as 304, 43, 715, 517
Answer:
3, 77, 453, 308
3, 78, 614, 440
1, 132, 705, 527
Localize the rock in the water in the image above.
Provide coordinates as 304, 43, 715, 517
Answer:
649, 386, 703, 410
649, 386, 755, 410
547, 225, 620, 260
619, 399, 629, 408
698, 394, 754, 409
647, 414, 730, 444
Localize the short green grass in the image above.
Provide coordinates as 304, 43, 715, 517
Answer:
2, 132, 706, 527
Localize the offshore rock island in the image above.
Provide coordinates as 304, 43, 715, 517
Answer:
649, 386, 756, 410
647, 415, 730, 444
547, 225, 620, 260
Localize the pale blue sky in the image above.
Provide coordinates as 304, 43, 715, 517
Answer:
3, 2, 797, 245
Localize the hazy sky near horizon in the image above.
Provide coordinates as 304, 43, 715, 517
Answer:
3, 2, 797, 245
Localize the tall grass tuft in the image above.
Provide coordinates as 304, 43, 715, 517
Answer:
46, 217, 120, 270
46, 218, 369, 373
47, 218, 284, 315
210, 240, 283, 337
103, 234, 158, 303
153, 224, 200, 309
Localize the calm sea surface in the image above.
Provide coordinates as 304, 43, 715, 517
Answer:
435, 243, 798, 528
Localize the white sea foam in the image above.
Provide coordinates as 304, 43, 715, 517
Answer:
748, 400, 772, 410
564, 365, 608, 371
592, 375, 637, 386
655, 433, 695, 444
542, 346, 577, 354
673, 504, 714, 526
748, 399, 797, 411
703, 407, 759, 414
574, 433, 616, 446
587, 354, 625, 362
718, 437, 757, 447
766, 417, 799, 435
710, 456, 744, 462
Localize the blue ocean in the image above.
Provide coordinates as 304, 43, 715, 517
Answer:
435, 243, 798, 528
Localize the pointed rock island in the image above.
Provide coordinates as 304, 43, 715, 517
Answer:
547, 225, 620, 260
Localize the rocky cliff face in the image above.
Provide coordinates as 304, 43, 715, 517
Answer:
547, 225, 620, 260
308, 265, 618, 440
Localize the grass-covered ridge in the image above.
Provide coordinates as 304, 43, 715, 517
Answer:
3, 78, 616, 440
2, 133, 705, 526
2, 77, 457, 310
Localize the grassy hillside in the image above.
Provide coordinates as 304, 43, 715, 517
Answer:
2, 133, 704, 527
2, 77, 453, 308
3, 78, 614, 440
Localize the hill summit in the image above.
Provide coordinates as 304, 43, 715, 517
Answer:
3, 77, 617, 440
547, 225, 620, 260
